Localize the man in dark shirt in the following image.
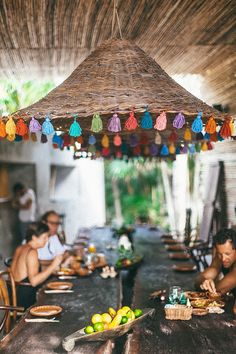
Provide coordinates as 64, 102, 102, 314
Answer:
195, 229, 236, 314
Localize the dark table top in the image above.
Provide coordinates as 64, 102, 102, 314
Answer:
124, 227, 236, 354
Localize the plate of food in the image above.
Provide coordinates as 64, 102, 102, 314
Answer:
62, 307, 155, 352
54, 268, 76, 276
30, 305, 62, 317
191, 299, 211, 308
207, 300, 225, 308
206, 292, 222, 301
185, 291, 207, 300
46, 281, 73, 290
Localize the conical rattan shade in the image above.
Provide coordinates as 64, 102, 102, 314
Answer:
18, 38, 224, 129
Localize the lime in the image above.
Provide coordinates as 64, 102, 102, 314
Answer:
91, 314, 102, 324
121, 316, 128, 324
93, 322, 104, 332
134, 309, 143, 318
101, 313, 112, 324
84, 325, 94, 334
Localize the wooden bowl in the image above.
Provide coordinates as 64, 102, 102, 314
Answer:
172, 264, 197, 272
46, 282, 73, 290
168, 253, 190, 260
30, 305, 62, 317
192, 308, 208, 316
62, 308, 155, 352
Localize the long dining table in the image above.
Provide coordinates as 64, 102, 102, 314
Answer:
1, 226, 236, 354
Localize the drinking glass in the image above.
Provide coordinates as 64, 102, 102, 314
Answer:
168, 286, 182, 304
88, 243, 96, 253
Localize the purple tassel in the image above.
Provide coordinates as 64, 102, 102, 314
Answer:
29, 117, 41, 133
108, 113, 121, 133
129, 134, 138, 147
150, 143, 159, 156
173, 113, 185, 129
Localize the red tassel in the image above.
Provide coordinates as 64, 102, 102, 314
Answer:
210, 132, 217, 142
102, 147, 110, 157
207, 142, 213, 150
16, 118, 28, 136
220, 118, 231, 139
63, 133, 71, 147
140, 133, 149, 145
133, 145, 141, 156
125, 111, 138, 130
23, 132, 29, 141
113, 134, 122, 146
168, 130, 178, 143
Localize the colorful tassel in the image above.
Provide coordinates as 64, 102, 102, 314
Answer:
121, 143, 128, 154
196, 132, 204, 141
16, 118, 28, 136
201, 141, 208, 151
6, 116, 16, 135
140, 110, 153, 129
0, 118, 6, 138
143, 146, 150, 156
188, 144, 196, 154
181, 145, 188, 154
7, 134, 15, 142
108, 113, 121, 132
102, 147, 110, 157
53, 134, 63, 149
23, 132, 29, 141
160, 144, 169, 156
101, 134, 109, 148
230, 118, 235, 136
150, 143, 159, 156
155, 131, 162, 145
88, 145, 96, 154
220, 118, 231, 139
69, 116, 82, 137
15, 135, 23, 142
204, 133, 210, 140
175, 146, 181, 154
62, 134, 71, 147
30, 132, 37, 142
191, 112, 203, 133
130, 134, 138, 147
207, 142, 213, 150
173, 113, 185, 129
133, 145, 141, 156
113, 134, 122, 146
210, 132, 217, 142
41, 133, 47, 143
88, 135, 96, 145
91, 113, 103, 133
184, 127, 192, 141
205, 116, 216, 134
217, 132, 224, 141
42, 116, 55, 135
154, 112, 167, 131
125, 110, 138, 130
29, 117, 41, 133
76, 136, 84, 144
168, 130, 178, 143
140, 133, 148, 145
169, 143, 176, 154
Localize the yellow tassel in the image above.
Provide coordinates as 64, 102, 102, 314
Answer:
201, 141, 208, 151
101, 134, 109, 148
184, 127, 192, 141
230, 119, 235, 136
5, 116, 16, 135
169, 143, 176, 154
7, 134, 15, 142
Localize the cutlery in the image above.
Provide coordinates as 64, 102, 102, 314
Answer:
44, 290, 74, 294
25, 318, 59, 323
58, 276, 77, 280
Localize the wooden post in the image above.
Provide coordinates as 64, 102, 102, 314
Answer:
0, 164, 9, 200
161, 160, 176, 235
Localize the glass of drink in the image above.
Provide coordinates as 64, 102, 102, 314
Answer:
168, 286, 182, 304
88, 243, 96, 253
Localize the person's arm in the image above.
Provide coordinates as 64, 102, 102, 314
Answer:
26, 249, 63, 287
216, 268, 236, 294
195, 256, 221, 293
18, 198, 32, 210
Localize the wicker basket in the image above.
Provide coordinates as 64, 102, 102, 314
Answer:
164, 305, 192, 320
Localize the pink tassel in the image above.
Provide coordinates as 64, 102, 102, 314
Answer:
154, 112, 167, 131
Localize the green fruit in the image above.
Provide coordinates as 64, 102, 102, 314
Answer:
93, 322, 104, 332
134, 309, 143, 318
84, 325, 94, 334
121, 316, 128, 324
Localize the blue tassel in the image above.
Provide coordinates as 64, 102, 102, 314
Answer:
204, 133, 210, 140
217, 132, 224, 141
191, 112, 203, 133
176, 146, 181, 154
42, 116, 55, 135
52, 134, 63, 149
140, 110, 153, 129
15, 134, 23, 142
88, 134, 96, 145
69, 116, 82, 137
160, 144, 169, 156
188, 144, 196, 154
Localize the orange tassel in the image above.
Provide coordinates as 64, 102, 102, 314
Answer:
184, 127, 192, 141
210, 132, 217, 142
144, 145, 150, 156
0, 118, 6, 138
205, 116, 216, 134
230, 118, 235, 136
169, 143, 176, 154
113, 134, 122, 146
220, 118, 231, 139
16, 118, 29, 136
23, 132, 30, 140
125, 111, 138, 130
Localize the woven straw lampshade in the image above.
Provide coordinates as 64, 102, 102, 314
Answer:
18, 38, 224, 134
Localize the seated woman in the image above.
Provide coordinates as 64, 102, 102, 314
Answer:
11, 222, 63, 309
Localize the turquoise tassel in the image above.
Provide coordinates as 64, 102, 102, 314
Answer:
160, 144, 169, 156
191, 112, 203, 133
88, 135, 96, 145
91, 113, 103, 132
140, 110, 153, 129
69, 116, 82, 137
42, 116, 55, 135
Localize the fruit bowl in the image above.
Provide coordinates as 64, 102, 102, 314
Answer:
62, 308, 155, 352
115, 255, 143, 270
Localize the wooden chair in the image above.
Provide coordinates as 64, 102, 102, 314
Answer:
0, 270, 24, 334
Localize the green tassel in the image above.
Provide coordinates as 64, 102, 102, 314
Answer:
91, 113, 103, 133
69, 116, 82, 137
